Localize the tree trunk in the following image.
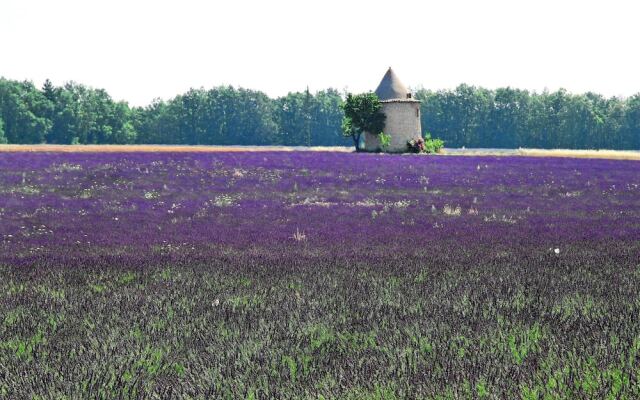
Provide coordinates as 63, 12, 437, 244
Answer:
352, 132, 361, 152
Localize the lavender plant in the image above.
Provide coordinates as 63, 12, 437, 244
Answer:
0, 152, 639, 398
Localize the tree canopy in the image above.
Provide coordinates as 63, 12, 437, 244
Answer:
0, 77, 638, 150
415, 85, 640, 150
340, 93, 386, 151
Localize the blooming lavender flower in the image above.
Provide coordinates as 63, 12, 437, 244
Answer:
0, 151, 639, 398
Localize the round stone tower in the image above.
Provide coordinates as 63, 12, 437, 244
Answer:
364, 68, 422, 153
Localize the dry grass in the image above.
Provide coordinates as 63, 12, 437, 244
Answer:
1, 144, 638, 160
0, 144, 352, 153
443, 148, 640, 160
517, 148, 640, 161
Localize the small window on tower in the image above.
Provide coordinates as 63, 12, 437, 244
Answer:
407, 93, 412, 99
416, 109, 420, 117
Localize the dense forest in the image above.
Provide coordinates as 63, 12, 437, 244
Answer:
0, 78, 638, 149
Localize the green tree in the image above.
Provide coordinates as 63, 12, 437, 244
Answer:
341, 92, 385, 151
134, 99, 177, 144
489, 87, 531, 148
417, 85, 492, 148
310, 89, 346, 146
624, 94, 640, 149
0, 117, 6, 144
232, 88, 279, 145
277, 91, 310, 145
1, 76, 639, 149
303, 87, 312, 146
0, 79, 51, 144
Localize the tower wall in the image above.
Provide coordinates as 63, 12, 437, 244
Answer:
364, 101, 422, 153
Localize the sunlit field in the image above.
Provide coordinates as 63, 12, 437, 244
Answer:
1, 151, 639, 398
2, 144, 640, 161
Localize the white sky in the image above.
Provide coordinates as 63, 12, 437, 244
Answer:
1, 0, 639, 106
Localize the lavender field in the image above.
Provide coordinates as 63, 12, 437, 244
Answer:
1, 151, 639, 399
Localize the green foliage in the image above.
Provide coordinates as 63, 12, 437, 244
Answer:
341, 92, 386, 151
139, 87, 345, 146
337, 330, 378, 352
227, 294, 264, 309
1, 330, 45, 360
343, 383, 398, 400
476, 378, 489, 398
307, 324, 335, 352
3, 308, 23, 327
378, 131, 391, 150
508, 324, 542, 364
423, 132, 445, 153
0, 118, 6, 144
0, 79, 348, 147
414, 269, 429, 284
118, 271, 137, 285
1, 77, 640, 148
0, 79, 51, 143
406, 330, 433, 357
89, 283, 106, 293
281, 355, 298, 383
521, 384, 540, 400
416, 85, 640, 150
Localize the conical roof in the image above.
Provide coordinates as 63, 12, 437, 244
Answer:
374, 67, 410, 100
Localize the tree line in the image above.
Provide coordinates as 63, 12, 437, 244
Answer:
0, 77, 638, 149
415, 85, 640, 150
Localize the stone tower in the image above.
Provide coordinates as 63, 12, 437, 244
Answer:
364, 68, 422, 153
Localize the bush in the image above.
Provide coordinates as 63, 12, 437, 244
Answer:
423, 132, 444, 154
378, 132, 391, 151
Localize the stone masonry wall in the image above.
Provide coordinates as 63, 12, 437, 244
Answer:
364, 102, 422, 153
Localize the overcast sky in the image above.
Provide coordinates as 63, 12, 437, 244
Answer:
1, 0, 639, 106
